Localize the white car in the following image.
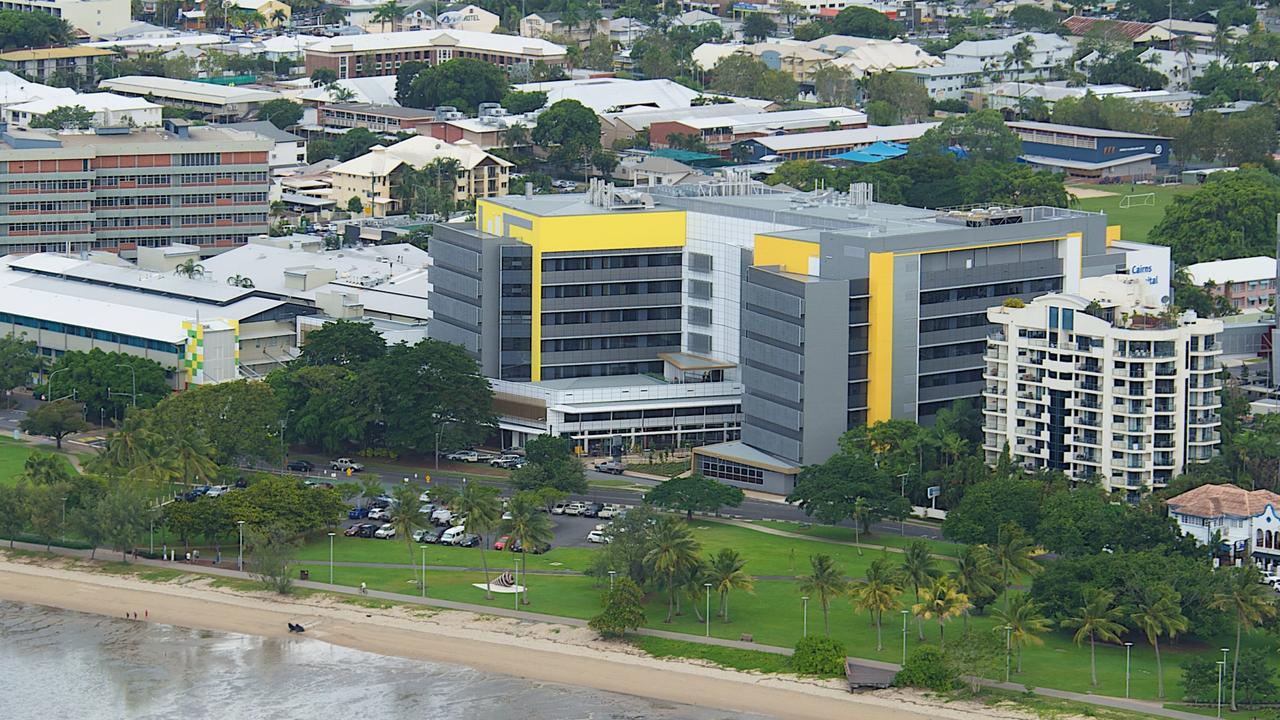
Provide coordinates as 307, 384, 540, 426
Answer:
587, 530, 611, 544
411, 529, 432, 542
597, 504, 622, 519
205, 485, 229, 497
418, 490, 432, 502
564, 502, 587, 516
551, 502, 567, 515
431, 508, 454, 525
446, 451, 480, 462
418, 503, 436, 515
501, 511, 513, 521
368, 507, 390, 521
1260, 572, 1280, 585
374, 523, 396, 539
331, 458, 364, 472
490, 454, 522, 468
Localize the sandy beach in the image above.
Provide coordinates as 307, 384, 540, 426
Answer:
0, 557, 1035, 720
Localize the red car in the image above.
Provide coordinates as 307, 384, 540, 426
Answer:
493, 535, 510, 551
343, 525, 361, 537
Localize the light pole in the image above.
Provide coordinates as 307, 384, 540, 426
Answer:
149, 516, 154, 555
900, 609, 909, 665
328, 531, 335, 584
1217, 659, 1225, 718
236, 520, 245, 572
896, 471, 909, 536
114, 362, 137, 407
48, 367, 69, 401
1004, 625, 1013, 683
60, 496, 67, 541
801, 596, 809, 637
704, 582, 712, 637
1220, 647, 1230, 714
421, 545, 427, 598
1124, 642, 1133, 698
608, 570, 616, 591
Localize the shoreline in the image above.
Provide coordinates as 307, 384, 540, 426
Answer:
0, 557, 1032, 720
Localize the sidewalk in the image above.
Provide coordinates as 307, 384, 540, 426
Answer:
2, 540, 1210, 719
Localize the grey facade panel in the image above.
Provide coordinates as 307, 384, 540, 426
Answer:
741, 337, 803, 376
918, 355, 983, 376
743, 312, 804, 346
540, 346, 672, 365
890, 253, 921, 420
687, 332, 711, 354
742, 364, 801, 404
541, 292, 684, 311
430, 293, 480, 329
746, 393, 803, 431
741, 418, 802, 463
429, 239, 481, 275
541, 265, 680, 284
799, 278, 850, 464
919, 290, 1059, 319
917, 323, 994, 347
541, 319, 681, 338
918, 379, 987, 404
688, 305, 712, 327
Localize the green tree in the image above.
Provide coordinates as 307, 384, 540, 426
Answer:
501, 90, 547, 114
299, 319, 386, 367
742, 12, 775, 41
22, 480, 67, 551
1007, 4, 1058, 31
851, 556, 901, 650
900, 540, 941, 640
453, 482, 501, 597
246, 524, 300, 594
402, 58, 508, 113
1149, 168, 1280, 264
894, 645, 956, 691
792, 636, 847, 676
864, 72, 931, 123
511, 435, 586, 495
0, 332, 41, 399
993, 592, 1051, 672
1034, 485, 1128, 556
1129, 583, 1189, 699
0, 9, 73, 50
311, 67, 337, 86
334, 127, 380, 162
257, 99, 303, 129
1211, 566, 1277, 710
811, 64, 856, 106
645, 473, 744, 519
992, 523, 1041, 610
910, 110, 1022, 164
913, 576, 970, 650
787, 442, 903, 528
0, 484, 27, 547
503, 490, 554, 605
390, 482, 426, 585
645, 515, 702, 623
145, 380, 285, 466
96, 480, 150, 560
370, 0, 404, 30
589, 576, 646, 637
800, 553, 848, 636
707, 54, 796, 103
831, 6, 898, 38
943, 477, 1042, 544
1061, 588, 1126, 688
951, 544, 999, 627
38, 348, 168, 423
531, 99, 601, 167
166, 431, 219, 486
30, 104, 96, 130
21, 399, 88, 449
707, 547, 754, 622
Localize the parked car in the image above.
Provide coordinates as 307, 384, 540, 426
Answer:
582, 502, 604, 518
374, 523, 397, 539
551, 502, 567, 515
418, 490, 433, 503
564, 502, 587, 516
1260, 572, 1280, 585
303, 479, 334, 489
446, 450, 480, 462
347, 506, 370, 520
344, 524, 362, 536
587, 530, 610, 544
331, 458, 364, 472
205, 485, 229, 498
287, 460, 314, 472
593, 461, 625, 475
193, 485, 212, 495
368, 507, 390, 521
418, 503, 436, 516
597, 504, 623, 519
440, 525, 467, 545
494, 535, 510, 551
411, 529, 433, 543
431, 508, 454, 526
513, 539, 550, 554
355, 523, 379, 538
233, 477, 249, 489
455, 533, 480, 548
490, 454, 522, 468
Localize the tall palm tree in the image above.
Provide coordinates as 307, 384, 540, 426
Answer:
1210, 566, 1277, 710
993, 592, 1052, 673
270, 7, 288, 28
799, 553, 848, 636
1061, 588, 1126, 688
371, 0, 402, 31
226, 274, 254, 288
645, 516, 701, 623
1003, 35, 1036, 118
900, 540, 940, 640
951, 544, 998, 631
96, 413, 158, 476
167, 432, 218, 487
913, 576, 970, 650
390, 483, 424, 586
322, 5, 347, 25
992, 524, 1041, 612
1128, 584, 1189, 699
503, 491, 552, 606
707, 548, 753, 622
174, 258, 206, 278
851, 556, 900, 651
850, 496, 869, 553
453, 482, 501, 598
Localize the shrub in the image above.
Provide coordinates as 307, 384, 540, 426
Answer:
589, 577, 646, 638
894, 645, 957, 691
1002, 297, 1026, 308
791, 636, 846, 677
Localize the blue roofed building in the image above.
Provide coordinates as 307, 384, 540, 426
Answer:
1009, 121, 1171, 181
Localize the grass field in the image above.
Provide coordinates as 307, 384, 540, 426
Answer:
754, 521, 964, 558
1071, 182, 1197, 244
0, 437, 80, 487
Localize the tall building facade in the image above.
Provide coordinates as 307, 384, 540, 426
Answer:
981, 276, 1222, 500
0, 120, 270, 255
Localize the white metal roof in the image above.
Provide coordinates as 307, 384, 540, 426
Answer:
7, 91, 160, 115
1184, 256, 1276, 287
307, 28, 565, 57
99, 76, 283, 105
750, 122, 940, 151
513, 77, 704, 113
676, 106, 865, 132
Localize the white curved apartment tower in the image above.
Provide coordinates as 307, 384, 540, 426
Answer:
981, 275, 1223, 501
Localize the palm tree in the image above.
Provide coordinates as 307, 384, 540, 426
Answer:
328, 84, 356, 103
371, 0, 402, 31
453, 482, 501, 598
913, 576, 970, 650
1061, 588, 1126, 688
645, 516, 701, 623
359, 476, 383, 507
167, 432, 218, 487
270, 7, 288, 28
502, 492, 552, 606
96, 413, 159, 476
226, 274, 254, 288
174, 258, 206, 278
850, 496, 869, 553
1128, 584, 1189, 699
951, 544, 998, 631
992, 524, 1041, 612
1210, 566, 1277, 710
900, 540, 940, 640
322, 5, 346, 25
851, 556, 901, 651
1002, 35, 1036, 118
502, 122, 530, 148
993, 592, 1052, 673
390, 483, 424, 586
707, 548, 753, 622
799, 554, 848, 635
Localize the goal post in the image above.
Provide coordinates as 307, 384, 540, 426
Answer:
1119, 192, 1155, 209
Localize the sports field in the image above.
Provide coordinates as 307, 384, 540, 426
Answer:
1070, 182, 1198, 244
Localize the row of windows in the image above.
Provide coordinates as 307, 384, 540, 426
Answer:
699, 457, 764, 486
563, 405, 741, 423
96, 175, 168, 187
541, 360, 664, 379
94, 193, 267, 208
8, 221, 90, 233
920, 340, 987, 361
541, 253, 683, 272
0, 313, 181, 353
920, 277, 1061, 305
95, 213, 268, 228
8, 200, 89, 212
920, 312, 989, 333
542, 333, 680, 353
920, 368, 983, 388
543, 307, 681, 325
177, 172, 268, 184
542, 280, 681, 298
6, 179, 90, 192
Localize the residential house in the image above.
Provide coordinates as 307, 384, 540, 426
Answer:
943, 32, 1075, 80
3, 91, 162, 128
1167, 484, 1280, 570
1184, 257, 1277, 313
520, 12, 610, 44
0, 47, 116, 86
329, 136, 511, 217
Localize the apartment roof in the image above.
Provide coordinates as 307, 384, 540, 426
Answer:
0, 47, 116, 61
674, 106, 865, 132
748, 122, 940, 151
332, 136, 510, 178
221, 120, 304, 143
603, 102, 772, 132
296, 75, 398, 105
99, 76, 283, 105
513, 77, 705, 113
6, 91, 159, 116
0, 71, 75, 107
1008, 120, 1169, 140
1167, 483, 1280, 519
1184, 256, 1276, 287
307, 28, 565, 57
323, 102, 436, 119
1062, 16, 1171, 41
945, 31, 1072, 60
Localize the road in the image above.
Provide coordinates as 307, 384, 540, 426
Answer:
286, 453, 947, 543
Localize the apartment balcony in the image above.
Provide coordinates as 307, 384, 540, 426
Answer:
1188, 414, 1218, 427
1019, 372, 1041, 382
1077, 380, 1101, 392
1075, 433, 1101, 447
1076, 397, 1102, 410
1016, 390, 1042, 401
1188, 431, 1222, 445
1075, 415, 1100, 428
1112, 440, 1148, 452
1074, 452, 1101, 464
1115, 384, 1150, 398
1155, 363, 1176, 377
1153, 452, 1175, 468
1076, 362, 1102, 374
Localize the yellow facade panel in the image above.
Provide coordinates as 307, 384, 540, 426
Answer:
753, 234, 820, 274
866, 251, 895, 424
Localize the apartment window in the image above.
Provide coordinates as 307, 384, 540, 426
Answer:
689, 252, 713, 272
689, 279, 712, 300
689, 306, 712, 327
688, 332, 711, 354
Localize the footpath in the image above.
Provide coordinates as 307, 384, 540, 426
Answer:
4, 539, 1207, 720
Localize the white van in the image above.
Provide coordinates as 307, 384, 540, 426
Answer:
440, 525, 467, 546
431, 507, 454, 525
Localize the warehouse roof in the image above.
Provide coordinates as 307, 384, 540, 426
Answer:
748, 122, 939, 151
99, 76, 283, 105
1184, 256, 1276, 287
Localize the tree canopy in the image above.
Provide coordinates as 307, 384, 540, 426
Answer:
708, 54, 797, 104
645, 473, 745, 519
257, 99, 303, 129
531, 99, 601, 166
0, 9, 72, 50
400, 58, 508, 113
1149, 168, 1280, 264
831, 6, 898, 38
910, 110, 1023, 164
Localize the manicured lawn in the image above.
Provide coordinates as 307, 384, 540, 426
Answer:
0, 437, 80, 487
1072, 182, 1197, 244
295, 533, 598, 572
626, 461, 691, 478
632, 635, 796, 675
753, 520, 964, 558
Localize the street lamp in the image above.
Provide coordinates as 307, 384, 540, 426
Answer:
801, 596, 809, 637
1217, 660, 1225, 718
1220, 647, 1230, 715
704, 582, 712, 637
149, 516, 154, 555
1124, 642, 1133, 698
1004, 625, 1013, 683
608, 570, 616, 591
900, 609, 909, 666
236, 520, 246, 572
60, 496, 67, 541
327, 531, 335, 585
48, 367, 69, 401
421, 545, 427, 599
896, 471, 910, 536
